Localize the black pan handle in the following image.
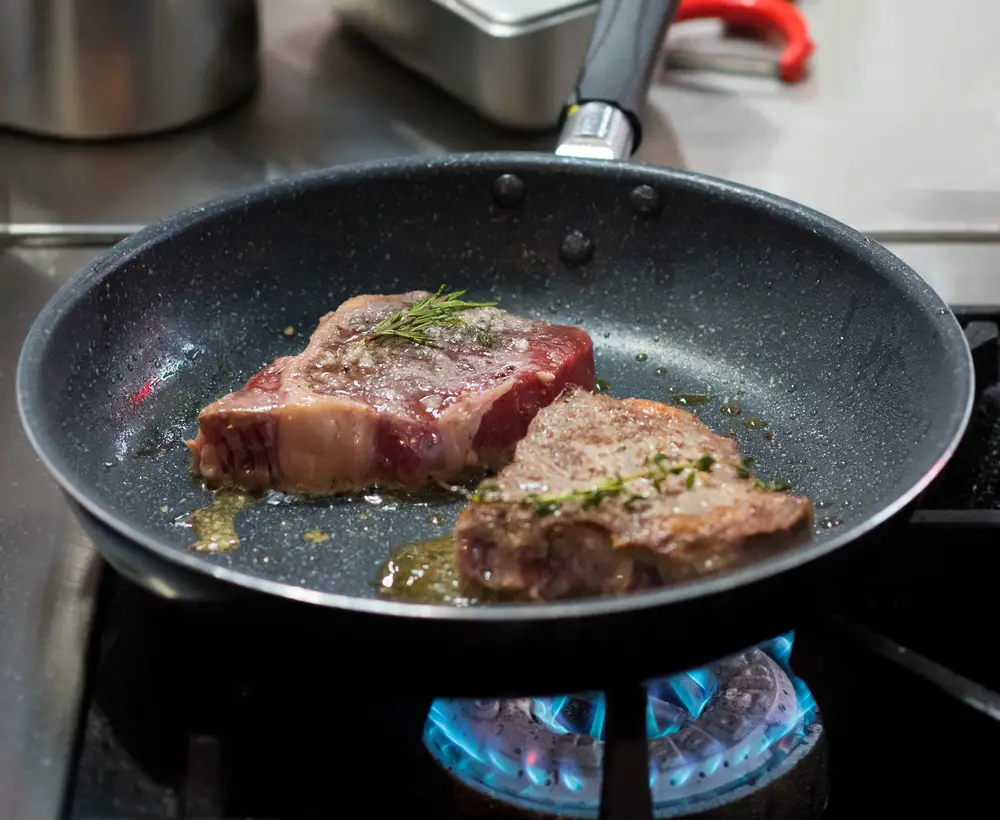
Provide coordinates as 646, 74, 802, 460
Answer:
557, 0, 682, 160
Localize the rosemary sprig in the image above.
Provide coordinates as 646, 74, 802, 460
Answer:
368, 285, 497, 347
469, 454, 791, 516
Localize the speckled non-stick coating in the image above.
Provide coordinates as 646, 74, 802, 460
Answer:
18, 154, 972, 630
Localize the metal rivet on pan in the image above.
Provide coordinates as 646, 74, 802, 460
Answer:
560, 230, 594, 268
629, 184, 662, 217
492, 174, 526, 208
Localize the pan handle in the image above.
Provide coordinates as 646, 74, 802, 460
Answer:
556, 0, 682, 161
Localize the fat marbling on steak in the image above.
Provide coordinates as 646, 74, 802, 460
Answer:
185, 291, 595, 494
455, 388, 812, 600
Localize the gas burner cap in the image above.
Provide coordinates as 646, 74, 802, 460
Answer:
425, 641, 820, 817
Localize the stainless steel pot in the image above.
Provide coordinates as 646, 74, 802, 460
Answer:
0, 0, 260, 140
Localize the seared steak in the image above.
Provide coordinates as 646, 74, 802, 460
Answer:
455, 389, 812, 600
186, 292, 594, 494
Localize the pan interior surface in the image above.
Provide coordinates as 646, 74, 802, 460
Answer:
19, 155, 971, 611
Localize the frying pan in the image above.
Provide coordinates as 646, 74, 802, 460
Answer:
17, 0, 972, 697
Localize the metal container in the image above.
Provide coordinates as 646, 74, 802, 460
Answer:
331, 0, 599, 130
0, 0, 260, 140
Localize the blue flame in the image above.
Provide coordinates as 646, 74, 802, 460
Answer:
424, 631, 819, 818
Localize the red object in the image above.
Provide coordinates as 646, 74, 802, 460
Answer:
674, 0, 815, 83
132, 378, 159, 405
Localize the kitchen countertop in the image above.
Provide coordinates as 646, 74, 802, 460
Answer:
3, 0, 1000, 238
2, 0, 1000, 817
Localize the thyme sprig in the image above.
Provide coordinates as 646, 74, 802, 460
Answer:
468, 455, 791, 516
369, 285, 497, 347
470, 453, 717, 516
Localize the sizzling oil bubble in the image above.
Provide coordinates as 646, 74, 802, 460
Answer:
672, 394, 712, 407
188, 489, 252, 552
635, 352, 649, 362
818, 516, 844, 529
721, 402, 742, 416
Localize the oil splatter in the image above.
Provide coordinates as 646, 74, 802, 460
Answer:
189, 489, 252, 552
721, 402, 742, 416
595, 379, 612, 394
303, 529, 329, 544
635, 352, 648, 362
818, 516, 844, 530
672, 394, 712, 407
427, 514, 445, 526
283, 326, 296, 336
744, 417, 770, 429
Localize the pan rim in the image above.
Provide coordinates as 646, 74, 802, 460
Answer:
16, 152, 976, 622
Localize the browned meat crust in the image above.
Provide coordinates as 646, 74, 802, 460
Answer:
455, 389, 812, 600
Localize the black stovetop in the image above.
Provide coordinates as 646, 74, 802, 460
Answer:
67, 311, 1000, 820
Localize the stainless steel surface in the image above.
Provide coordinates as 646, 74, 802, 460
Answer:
1, 0, 998, 239
0, 248, 104, 820
328, 0, 597, 129
0, 0, 260, 139
2, 2, 1000, 815
556, 101, 634, 160
458, 0, 594, 24
878, 244, 1000, 308
2, 224, 145, 248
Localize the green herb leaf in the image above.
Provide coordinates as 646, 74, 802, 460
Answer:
369, 285, 497, 347
694, 455, 716, 472
470, 452, 724, 516
467, 450, 794, 515
530, 498, 558, 516
754, 478, 793, 492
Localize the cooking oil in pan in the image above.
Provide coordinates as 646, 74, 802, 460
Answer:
378, 535, 476, 605
671, 393, 712, 407
186, 488, 252, 552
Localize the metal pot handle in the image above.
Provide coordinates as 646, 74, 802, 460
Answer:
557, 0, 682, 161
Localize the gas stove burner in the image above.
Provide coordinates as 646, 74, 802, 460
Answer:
424, 633, 820, 818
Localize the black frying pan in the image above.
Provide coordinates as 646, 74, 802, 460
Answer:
16, 0, 972, 696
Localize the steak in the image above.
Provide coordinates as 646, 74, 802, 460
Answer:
186, 292, 595, 494
455, 389, 812, 600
